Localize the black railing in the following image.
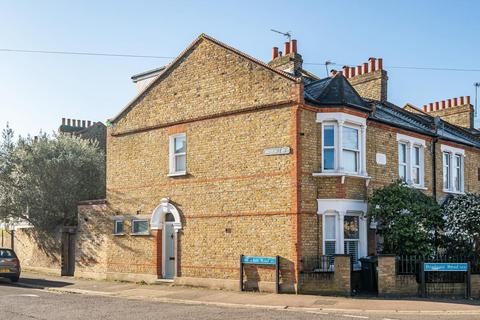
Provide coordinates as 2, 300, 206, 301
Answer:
300, 255, 334, 273
396, 254, 480, 276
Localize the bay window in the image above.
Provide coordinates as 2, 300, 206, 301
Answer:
396, 134, 425, 188
317, 113, 367, 177
318, 199, 368, 270
441, 145, 464, 193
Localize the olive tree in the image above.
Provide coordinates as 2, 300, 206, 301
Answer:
0, 125, 105, 231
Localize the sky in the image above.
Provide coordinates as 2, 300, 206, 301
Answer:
1, 0, 480, 137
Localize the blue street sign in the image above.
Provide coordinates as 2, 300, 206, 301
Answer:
241, 256, 276, 265
424, 263, 468, 272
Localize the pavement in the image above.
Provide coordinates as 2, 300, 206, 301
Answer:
4, 271, 480, 318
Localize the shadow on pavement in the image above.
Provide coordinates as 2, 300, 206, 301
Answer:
0, 276, 73, 289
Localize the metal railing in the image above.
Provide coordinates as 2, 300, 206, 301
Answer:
396, 254, 480, 276
300, 255, 334, 273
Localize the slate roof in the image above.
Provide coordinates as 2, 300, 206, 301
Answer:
369, 100, 480, 148
304, 75, 369, 111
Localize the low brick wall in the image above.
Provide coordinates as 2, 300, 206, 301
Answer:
298, 255, 351, 296
378, 255, 418, 296
378, 255, 480, 298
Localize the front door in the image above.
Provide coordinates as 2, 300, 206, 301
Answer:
164, 222, 175, 279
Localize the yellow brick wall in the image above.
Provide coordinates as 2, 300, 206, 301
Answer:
102, 37, 301, 286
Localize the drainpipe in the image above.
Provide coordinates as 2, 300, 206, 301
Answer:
432, 137, 438, 201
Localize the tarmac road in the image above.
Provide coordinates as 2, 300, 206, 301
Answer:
1, 281, 480, 320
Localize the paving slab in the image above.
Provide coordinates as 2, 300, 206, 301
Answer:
15, 271, 480, 315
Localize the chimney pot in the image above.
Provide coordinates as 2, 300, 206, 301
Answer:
350, 67, 356, 78
422, 105, 427, 112
441, 100, 446, 109
362, 63, 368, 74
453, 97, 458, 106
447, 99, 452, 108
290, 39, 297, 54
429, 103, 434, 112
368, 57, 376, 72
87, 120, 92, 127
272, 47, 279, 60
434, 101, 439, 111
460, 96, 465, 105
284, 42, 290, 55
67, 119, 71, 126
278, 51, 282, 57
343, 66, 349, 78
377, 58, 383, 70
466, 96, 471, 105
330, 69, 337, 77
356, 65, 362, 75
62, 118, 66, 126
82, 120, 86, 127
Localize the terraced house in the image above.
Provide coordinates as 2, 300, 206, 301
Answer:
76, 34, 480, 293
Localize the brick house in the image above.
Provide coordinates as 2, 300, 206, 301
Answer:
76, 34, 480, 292
59, 118, 107, 152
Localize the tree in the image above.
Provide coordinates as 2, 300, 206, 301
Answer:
442, 193, 480, 255
368, 181, 443, 256
0, 126, 105, 231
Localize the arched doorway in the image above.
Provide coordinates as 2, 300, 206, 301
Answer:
151, 198, 182, 279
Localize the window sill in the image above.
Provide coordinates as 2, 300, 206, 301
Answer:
312, 172, 371, 186
443, 189, 465, 195
131, 233, 151, 236
407, 184, 428, 190
168, 171, 187, 177
113, 233, 125, 236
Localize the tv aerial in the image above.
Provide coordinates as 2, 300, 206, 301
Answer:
270, 29, 292, 41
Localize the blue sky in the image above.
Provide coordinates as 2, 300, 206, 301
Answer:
1, 0, 480, 136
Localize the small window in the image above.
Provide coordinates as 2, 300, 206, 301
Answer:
131, 219, 149, 235
169, 134, 186, 175
443, 152, 451, 190
114, 220, 124, 235
323, 125, 335, 170
412, 146, 421, 185
342, 126, 359, 173
398, 143, 407, 182
344, 215, 360, 266
454, 154, 463, 192
324, 215, 336, 256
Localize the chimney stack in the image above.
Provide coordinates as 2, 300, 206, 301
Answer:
344, 57, 388, 102
268, 39, 303, 73
422, 96, 474, 129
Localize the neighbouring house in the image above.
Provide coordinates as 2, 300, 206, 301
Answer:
75, 34, 480, 293
59, 118, 107, 152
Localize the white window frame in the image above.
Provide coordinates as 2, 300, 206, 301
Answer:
317, 113, 367, 177
168, 133, 187, 176
441, 144, 465, 194
322, 213, 337, 256
322, 124, 336, 172
341, 124, 360, 174
318, 199, 368, 270
396, 134, 426, 189
113, 220, 124, 235
131, 219, 150, 235
398, 142, 408, 182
